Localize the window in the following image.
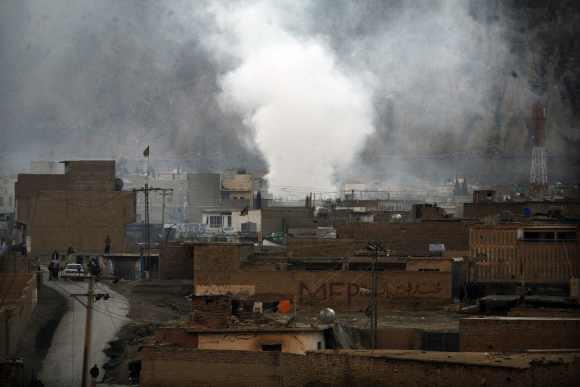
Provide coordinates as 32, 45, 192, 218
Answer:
522, 229, 576, 242
227, 215, 232, 227
208, 215, 223, 228
261, 344, 282, 352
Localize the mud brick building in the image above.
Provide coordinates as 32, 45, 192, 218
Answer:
192, 243, 453, 311
336, 221, 471, 256
15, 160, 136, 255
469, 224, 579, 284
139, 347, 580, 387
463, 190, 580, 220
0, 273, 37, 358
460, 316, 580, 352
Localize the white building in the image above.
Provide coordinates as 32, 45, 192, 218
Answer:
0, 176, 16, 214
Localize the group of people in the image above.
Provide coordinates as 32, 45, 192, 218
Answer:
47, 247, 103, 280
0, 237, 28, 256
46, 236, 112, 280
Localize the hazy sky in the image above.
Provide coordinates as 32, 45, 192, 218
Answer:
1, 1, 578, 190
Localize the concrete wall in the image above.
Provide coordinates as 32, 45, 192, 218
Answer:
140, 347, 580, 387
123, 174, 188, 224
0, 176, 16, 214
261, 207, 315, 235
337, 222, 470, 256
186, 174, 221, 223
197, 331, 325, 354
232, 209, 262, 233
460, 317, 580, 352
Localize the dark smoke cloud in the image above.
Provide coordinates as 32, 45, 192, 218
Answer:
0, 0, 266, 173
1, 0, 578, 187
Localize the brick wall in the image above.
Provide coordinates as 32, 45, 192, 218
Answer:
195, 269, 452, 311
153, 327, 199, 348
460, 317, 580, 352
376, 327, 421, 349
286, 238, 363, 257
464, 201, 580, 220
159, 243, 193, 280
337, 222, 470, 256
193, 244, 241, 273
191, 296, 232, 328
193, 243, 452, 310
406, 258, 452, 272
16, 190, 136, 255
0, 273, 37, 358
470, 225, 580, 284
139, 347, 580, 387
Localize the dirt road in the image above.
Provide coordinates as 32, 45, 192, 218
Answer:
39, 278, 130, 387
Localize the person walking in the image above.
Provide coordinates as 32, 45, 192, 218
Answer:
104, 235, 111, 256
50, 250, 60, 280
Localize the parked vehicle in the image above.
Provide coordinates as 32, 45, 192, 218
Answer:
61, 263, 85, 280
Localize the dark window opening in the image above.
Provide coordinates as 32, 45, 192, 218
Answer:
261, 344, 282, 352
558, 231, 577, 241
523, 230, 576, 242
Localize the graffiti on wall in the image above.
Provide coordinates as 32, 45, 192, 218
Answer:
298, 280, 445, 304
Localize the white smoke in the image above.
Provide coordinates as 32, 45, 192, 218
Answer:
206, 1, 374, 196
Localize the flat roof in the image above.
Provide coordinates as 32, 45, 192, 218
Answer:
462, 316, 580, 321
185, 324, 329, 334
313, 349, 580, 369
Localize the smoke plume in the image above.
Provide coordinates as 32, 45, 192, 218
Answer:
206, 1, 373, 195
1, 0, 579, 189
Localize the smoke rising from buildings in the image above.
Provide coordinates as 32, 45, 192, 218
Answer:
1, 1, 579, 189
207, 1, 374, 194
0, 0, 267, 173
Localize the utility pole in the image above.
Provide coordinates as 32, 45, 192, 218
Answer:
70, 276, 110, 387
367, 241, 383, 349
81, 276, 94, 387
133, 186, 173, 276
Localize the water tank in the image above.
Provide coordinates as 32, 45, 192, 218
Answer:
319, 308, 336, 324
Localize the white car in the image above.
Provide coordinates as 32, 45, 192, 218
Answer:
61, 263, 85, 280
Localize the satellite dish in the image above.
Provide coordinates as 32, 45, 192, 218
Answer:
319, 307, 336, 324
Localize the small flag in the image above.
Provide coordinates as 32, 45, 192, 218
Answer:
143, 145, 150, 157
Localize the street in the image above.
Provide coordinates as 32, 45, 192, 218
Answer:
39, 276, 130, 387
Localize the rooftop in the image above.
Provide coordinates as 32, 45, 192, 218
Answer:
314, 349, 580, 369
185, 324, 329, 334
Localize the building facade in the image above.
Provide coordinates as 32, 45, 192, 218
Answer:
469, 224, 579, 284
15, 160, 136, 255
